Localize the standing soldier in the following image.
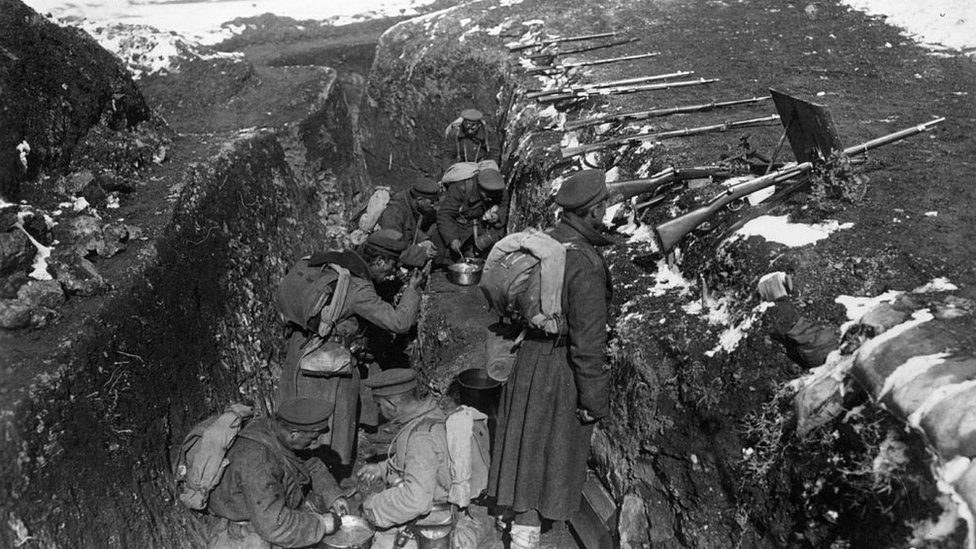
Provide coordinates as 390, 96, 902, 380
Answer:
488, 170, 613, 549
443, 108, 493, 169
435, 165, 508, 262
377, 176, 442, 268
277, 230, 425, 471
206, 398, 346, 549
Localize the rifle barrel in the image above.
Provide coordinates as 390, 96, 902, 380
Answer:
540, 77, 717, 103
509, 31, 621, 51
563, 96, 772, 131
561, 114, 780, 158
526, 71, 694, 99
527, 52, 660, 73
651, 117, 946, 253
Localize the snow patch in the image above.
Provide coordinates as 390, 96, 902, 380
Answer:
731, 215, 854, 247
841, 0, 976, 55
914, 277, 958, 293
648, 259, 692, 297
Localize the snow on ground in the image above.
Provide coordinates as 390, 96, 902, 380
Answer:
840, 0, 976, 54
729, 215, 854, 247
23, 0, 439, 45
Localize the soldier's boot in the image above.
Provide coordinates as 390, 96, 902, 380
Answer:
509, 524, 540, 549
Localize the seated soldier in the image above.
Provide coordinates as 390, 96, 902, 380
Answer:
435, 165, 507, 262
207, 398, 346, 549
376, 177, 442, 269
758, 272, 839, 369
357, 369, 457, 549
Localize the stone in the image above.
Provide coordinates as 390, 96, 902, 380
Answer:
618, 493, 651, 549
29, 307, 59, 329
0, 229, 35, 277
0, 299, 31, 329
50, 253, 109, 296
56, 215, 103, 244
61, 170, 95, 195
0, 271, 29, 299
17, 279, 65, 309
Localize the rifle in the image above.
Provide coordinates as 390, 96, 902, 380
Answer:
525, 52, 661, 74
509, 31, 621, 52
563, 96, 772, 131
525, 71, 695, 99
539, 77, 718, 104
652, 117, 946, 253
607, 165, 733, 202
561, 114, 781, 158
526, 37, 641, 61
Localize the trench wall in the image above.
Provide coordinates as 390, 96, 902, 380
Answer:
0, 91, 361, 547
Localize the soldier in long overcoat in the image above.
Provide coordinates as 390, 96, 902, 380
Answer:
488, 170, 613, 549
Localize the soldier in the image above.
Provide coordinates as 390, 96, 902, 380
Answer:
356, 369, 455, 549
376, 177, 442, 268
278, 230, 425, 470
488, 170, 613, 549
435, 166, 507, 262
443, 108, 492, 168
206, 397, 346, 549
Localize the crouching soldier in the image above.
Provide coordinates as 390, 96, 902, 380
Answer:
758, 271, 838, 369
207, 398, 347, 549
278, 230, 425, 470
356, 369, 456, 548
377, 177, 442, 269
436, 165, 508, 262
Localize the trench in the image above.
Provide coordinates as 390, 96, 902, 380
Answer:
4, 1, 974, 548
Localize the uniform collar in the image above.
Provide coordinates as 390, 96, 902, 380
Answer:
394, 398, 439, 426
557, 213, 614, 247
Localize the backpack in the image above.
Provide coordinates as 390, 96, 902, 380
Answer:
348, 187, 391, 245
479, 229, 568, 335
444, 405, 491, 507
173, 403, 254, 510
276, 259, 354, 376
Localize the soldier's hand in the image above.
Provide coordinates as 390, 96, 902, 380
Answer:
315, 511, 340, 534
450, 239, 463, 255
356, 463, 385, 483
330, 497, 350, 516
576, 408, 598, 424
407, 268, 427, 290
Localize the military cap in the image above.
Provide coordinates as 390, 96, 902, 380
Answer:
277, 397, 334, 431
410, 177, 441, 200
441, 162, 479, 184
555, 169, 609, 210
477, 168, 505, 192
365, 229, 408, 258
364, 368, 418, 397
460, 108, 483, 122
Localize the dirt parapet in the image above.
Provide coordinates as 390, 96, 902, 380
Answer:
0, 0, 150, 200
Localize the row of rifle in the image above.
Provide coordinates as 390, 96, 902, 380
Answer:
508, 31, 946, 253
598, 118, 944, 253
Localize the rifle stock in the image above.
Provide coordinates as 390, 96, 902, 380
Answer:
651, 116, 946, 253
606, 165, 732, 202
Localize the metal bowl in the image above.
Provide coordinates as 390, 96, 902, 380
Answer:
447, 258, 484, 286
319, 515, 374, 549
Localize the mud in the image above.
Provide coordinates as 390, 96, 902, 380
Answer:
3, 0, 976, 547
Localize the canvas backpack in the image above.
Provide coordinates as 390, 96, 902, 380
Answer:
348, 187, 391, 245
173, 403, 254, 510
479, 229, 568, 335
404, 405, 490, 508
276, 259, 353, 376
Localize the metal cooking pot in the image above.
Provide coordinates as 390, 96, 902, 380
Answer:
447, 258, 484, 286
319, 515, 374, 549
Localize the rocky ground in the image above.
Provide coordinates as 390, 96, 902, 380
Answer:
2, 0, 976, 547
